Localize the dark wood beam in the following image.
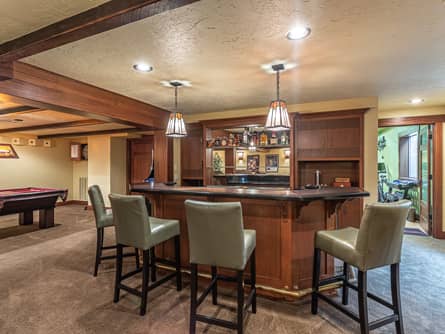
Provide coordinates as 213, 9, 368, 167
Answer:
0, 119, 105, 134
37, 127, 143, 139
0, 62, 168, 129
0, 105, 40, 115
0, 62, 13, 81
379, 115, 445, 127
0, 0, 199, 62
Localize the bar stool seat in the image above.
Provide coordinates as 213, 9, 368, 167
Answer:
185, 200, 257, 334
311, 200, 411, 334
315, 227, 358, 268
109, 194, 182, 316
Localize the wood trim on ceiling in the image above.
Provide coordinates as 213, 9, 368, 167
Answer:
0, 119, 105, 134
0, 62, 168, 129
379, 115, 445, 127
36, 127, 142, 139
0, 106, 40, 115
0, 0, 199, 62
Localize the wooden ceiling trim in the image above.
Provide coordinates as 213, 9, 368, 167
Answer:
0, 119, 105, 134
0, 62, 168, 129
37, 127, 142, 139
0, 105, 40, 115
0, 0, 199, 62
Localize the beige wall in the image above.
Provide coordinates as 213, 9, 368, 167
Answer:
88, 136, 111, 205
0, 136, 74, 200
183, 97, 379, 204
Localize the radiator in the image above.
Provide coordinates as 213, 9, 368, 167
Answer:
79, 177, 88, 201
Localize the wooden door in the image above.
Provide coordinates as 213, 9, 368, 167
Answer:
419, 125, 432, 234
129, 136, 154, 184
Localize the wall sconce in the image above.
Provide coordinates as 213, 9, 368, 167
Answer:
0, 143, 19, 159
284, 149, 291, 159
237, 151, 244, 161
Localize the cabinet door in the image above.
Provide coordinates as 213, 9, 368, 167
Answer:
129, 136, 153, 184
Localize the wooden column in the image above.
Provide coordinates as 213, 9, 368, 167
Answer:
154, 130, 173, 183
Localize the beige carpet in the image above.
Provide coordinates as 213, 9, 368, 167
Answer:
0, 205, 443, 333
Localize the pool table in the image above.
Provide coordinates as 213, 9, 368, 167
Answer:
0, 187, 68, 228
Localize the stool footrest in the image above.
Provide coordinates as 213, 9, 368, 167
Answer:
369, 314, 399, 330
318, 274, 346, 287
244, 288, 256, 312
121, 267, 143, 281
345, 282, 395, 310
195, 314, 237, 330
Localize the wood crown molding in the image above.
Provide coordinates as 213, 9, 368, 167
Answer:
379, 115, 445, 127
0, 0, 199, 62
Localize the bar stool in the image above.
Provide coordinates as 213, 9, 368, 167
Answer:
311, 200, 410, 334
88, 185, 140, 276
185, 200, 256, 334
109, 193, 182, 316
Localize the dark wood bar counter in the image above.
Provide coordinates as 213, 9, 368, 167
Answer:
131, 183, 369, 297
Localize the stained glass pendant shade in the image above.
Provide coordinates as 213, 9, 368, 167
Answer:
265, 64, 291, 131
165, 82, 187, 138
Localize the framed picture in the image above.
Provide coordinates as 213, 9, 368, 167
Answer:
70, 143, 82, 160
212, 150, 225, 175
247, 154, 259, 173
0, 143, 19, 159
265, 154, 279, 173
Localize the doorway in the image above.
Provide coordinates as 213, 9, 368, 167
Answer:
378, 125, 433, 235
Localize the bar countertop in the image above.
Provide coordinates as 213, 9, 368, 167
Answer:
130, 183, 370, 201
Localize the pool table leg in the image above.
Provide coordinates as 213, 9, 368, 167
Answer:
39, 208, 55, 228
19, 211, 34, 225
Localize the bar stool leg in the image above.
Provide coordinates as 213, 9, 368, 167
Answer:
311, 248, 321, 315
174, 235, 182, 291
93, 228, 103, 277
150, 247, 157, 282
251, 249, 257, 313
211, 266, 218, 305
113, 244, 123, 303
236, 270, 244, 334
140, 250, 150, 316
391, 263, 404, 334
190, 263, 198, 334
342, 262, 349, 305
135, 248, 140, 269
358, 270, 369, 334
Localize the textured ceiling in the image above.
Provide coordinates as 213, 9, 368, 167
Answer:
20, 0, 445, 113
0, 0, 108, 43
0, 110, 87, 130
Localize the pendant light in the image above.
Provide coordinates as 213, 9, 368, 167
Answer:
264, 64, 291, 131
165, 81, 187, 137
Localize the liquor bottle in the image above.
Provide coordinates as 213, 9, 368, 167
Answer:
280, 132, 287, 145
242, 128, 249, 145
270, 132, 278, 145
260, 132, 268, 146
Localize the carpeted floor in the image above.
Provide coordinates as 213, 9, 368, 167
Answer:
0, 205, 444, 334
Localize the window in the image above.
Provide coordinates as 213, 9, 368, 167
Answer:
399, 133, 418, 179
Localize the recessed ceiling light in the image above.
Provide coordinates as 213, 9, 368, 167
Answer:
409, 98, 424, 104
133, 63, 153, 72
286, 26, 311, 40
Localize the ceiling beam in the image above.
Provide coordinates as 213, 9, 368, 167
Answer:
0, 0, 199, 62
0, 119, 105, 134
0, 105, 40, 115
0, 62, 169, 129
0, 62, 13, 81
37, 127, 143, 139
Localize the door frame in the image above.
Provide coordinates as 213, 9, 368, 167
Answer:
379, 116, 444, 239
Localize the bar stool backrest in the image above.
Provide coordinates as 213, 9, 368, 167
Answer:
109, 194, 151, 250
88, 185, 109, 228
355, 200, 411, 271
185, 200, 245, 269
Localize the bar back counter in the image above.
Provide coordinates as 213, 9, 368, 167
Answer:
131, 183, 369, 297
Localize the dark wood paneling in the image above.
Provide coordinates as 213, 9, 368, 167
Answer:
129, 136, 154, 184
154, 130, 173, 183
298, 161, 360, 187
181, 123, 203, 181
37, 127, 139, 139
433, 122, 445, 239
0, 0, 199, 62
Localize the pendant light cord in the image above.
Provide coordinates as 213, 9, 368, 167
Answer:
175, 86, 178, 112
276, 69, 280, 101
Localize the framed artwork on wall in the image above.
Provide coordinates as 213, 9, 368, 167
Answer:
247, 154, 259, 173
265, 154, 279, 173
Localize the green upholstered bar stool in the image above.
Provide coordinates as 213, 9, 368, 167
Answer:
311, 200, 410, 334
109, 193, 182, 316
185, 200, 256, 334
88, 185, 140, 276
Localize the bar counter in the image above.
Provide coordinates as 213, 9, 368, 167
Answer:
130, 183, 369, 297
